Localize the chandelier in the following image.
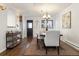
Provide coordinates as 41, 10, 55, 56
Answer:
42, 12, 51, 19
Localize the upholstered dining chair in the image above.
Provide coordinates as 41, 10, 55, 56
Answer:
44, 31, 60, 55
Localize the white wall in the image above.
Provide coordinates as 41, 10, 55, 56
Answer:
7, 9, 22, 32
52, 15, 61, 30
7, 10, 17, 31
22, 15, 27, 38
54, 4, 79, 50
7, 10, 16, 27
0, 11, 7, 53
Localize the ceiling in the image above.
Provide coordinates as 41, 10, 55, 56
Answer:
6, 3, 71, 17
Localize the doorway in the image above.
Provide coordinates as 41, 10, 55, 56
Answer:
27, 20, 33, 38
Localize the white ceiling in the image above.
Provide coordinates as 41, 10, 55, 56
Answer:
6, 3, 71, 17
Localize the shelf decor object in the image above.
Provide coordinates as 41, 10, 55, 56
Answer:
6, 31, 22, 48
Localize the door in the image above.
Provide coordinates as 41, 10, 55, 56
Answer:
27, 20, 33, 37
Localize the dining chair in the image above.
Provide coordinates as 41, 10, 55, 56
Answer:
44, 31, 60, 55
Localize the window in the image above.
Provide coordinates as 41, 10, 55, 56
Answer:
41, 20, 53, 29
28, 23, 32, 28
47, 20, 53, 29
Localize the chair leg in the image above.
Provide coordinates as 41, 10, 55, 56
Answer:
42, 40, 48, 55
37, 39, 40, 49
57, 47, 59, 55
46, 47, 47, 54
44, 45, 48, 55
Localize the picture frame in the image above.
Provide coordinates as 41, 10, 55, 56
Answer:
62, 11, 71, 28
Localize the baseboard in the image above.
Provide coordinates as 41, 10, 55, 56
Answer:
61, 39, 79, 51
0, 48, 6, 53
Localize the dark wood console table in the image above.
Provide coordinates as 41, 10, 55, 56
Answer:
6, 31, 22, 49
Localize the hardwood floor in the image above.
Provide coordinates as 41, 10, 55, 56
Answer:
0, 37, 79, 56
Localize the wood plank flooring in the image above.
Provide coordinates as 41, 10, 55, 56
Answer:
0, 37, 79, 56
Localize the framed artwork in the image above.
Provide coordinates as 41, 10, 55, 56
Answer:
62, 11, 71, 28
